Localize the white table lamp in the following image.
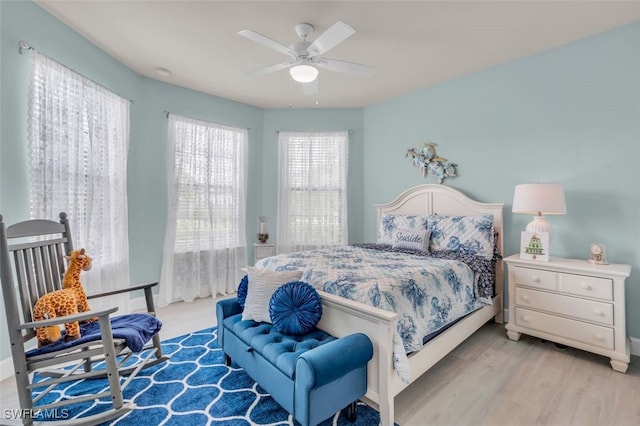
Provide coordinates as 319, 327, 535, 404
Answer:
512, 183, 566, 236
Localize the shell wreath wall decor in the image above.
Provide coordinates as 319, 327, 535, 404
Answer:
406, 143, 457, 183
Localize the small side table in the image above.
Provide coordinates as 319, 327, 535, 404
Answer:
504, 254, 631, 372
253, 243, 275, 265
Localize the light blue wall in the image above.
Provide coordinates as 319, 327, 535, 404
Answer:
363, 22, 640, 335
0, 0, 143, 225
1, 0, 638, 369
129, 79, 263, 285
1, 0, 141, 365
0, 0, 264, 364
261, 109, 365, 246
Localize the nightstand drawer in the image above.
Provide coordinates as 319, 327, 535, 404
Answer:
558, 273, 613, 301
515, 307, 614, 350
514, 287, 613, 326
513, 267, 556, 291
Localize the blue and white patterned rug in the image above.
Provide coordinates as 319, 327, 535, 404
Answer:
34, 327, 387, 425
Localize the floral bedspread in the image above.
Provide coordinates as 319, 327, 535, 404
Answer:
255, 245, 489, 383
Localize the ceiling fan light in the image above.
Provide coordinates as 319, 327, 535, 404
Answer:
289, 65, 318, 83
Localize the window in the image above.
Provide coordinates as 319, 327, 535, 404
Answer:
159, 115, 247, 305
27, 52, 131, 311
170, 115, 247, 252
277, 131, 349, 252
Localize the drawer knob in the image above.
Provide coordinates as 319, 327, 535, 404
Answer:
581, 283, 592, 290
532, 276, 541, 283
522, 315, 530, 322
594, 309, 604, 316
521, 295, 530, 302
594, 334, 604, 341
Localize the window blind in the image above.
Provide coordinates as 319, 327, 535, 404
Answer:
277, 131, 349, 252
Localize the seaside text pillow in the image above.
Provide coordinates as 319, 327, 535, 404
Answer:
377, 214, 429, 245
427, 214, 495, 260
392, 228, 430, 252
269, 281, 322, 335
242, 268, 303, 323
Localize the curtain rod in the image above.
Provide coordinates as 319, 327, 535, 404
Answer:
275, 130, 352, 134
18, 40, 33, 54
164, 111, 251, 132
18, 40, 134, 104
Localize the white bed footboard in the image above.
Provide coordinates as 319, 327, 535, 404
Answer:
318, 291, 502, 426
318, 184, 504, 426
317, 291, 397, 425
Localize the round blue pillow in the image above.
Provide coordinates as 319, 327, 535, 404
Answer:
269, 281, 322, 335
237, 275, 249, 308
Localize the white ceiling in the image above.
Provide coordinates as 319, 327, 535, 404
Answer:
35, 1, 640, 109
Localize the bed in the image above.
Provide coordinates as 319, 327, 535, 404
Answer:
258, 184, 504, 426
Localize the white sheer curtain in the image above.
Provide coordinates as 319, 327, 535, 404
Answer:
277, 131, 349, 253
28, 52, 131, 313
159, 114, 248, 307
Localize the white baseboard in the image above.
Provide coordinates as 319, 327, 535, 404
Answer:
631, 336, 640, 357
130, 293, 157, 312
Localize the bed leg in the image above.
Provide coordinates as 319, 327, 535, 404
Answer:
225, 354, 231, 367
378, 394, 394, 426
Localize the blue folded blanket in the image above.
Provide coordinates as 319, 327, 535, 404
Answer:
26, 313, 162, 357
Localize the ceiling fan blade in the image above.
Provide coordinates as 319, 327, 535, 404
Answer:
238, 29, 297, 58
306, 21, 355, 57
247, 61, 295, 77
316, 58, 374, 77
301, 80, 318, 96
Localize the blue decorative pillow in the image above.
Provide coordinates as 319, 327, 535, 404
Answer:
269, 281, 322, 336
237, 275, 249, 308
242, 268, 303, 323
427, 214, 495, 260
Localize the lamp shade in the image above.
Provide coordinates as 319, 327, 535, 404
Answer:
512, 184, 566, 215
289, 65, 318, 83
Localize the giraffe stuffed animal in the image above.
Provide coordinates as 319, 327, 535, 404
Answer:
33, 248, 96, 347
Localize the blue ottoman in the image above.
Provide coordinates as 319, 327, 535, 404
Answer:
217, 297, 373, 426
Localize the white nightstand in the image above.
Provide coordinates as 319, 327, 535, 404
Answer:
253, 243, 275, 265
504, 254, 632, 373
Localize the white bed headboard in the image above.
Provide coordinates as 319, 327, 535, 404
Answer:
375, 184, 504, 253
375, 184, 505, 298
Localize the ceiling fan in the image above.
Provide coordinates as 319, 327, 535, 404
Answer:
238, 21, 374, 94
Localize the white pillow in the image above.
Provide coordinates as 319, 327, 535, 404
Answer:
242, 267, 303, 323
377, 214, 429, 245
392, 229, 430, 252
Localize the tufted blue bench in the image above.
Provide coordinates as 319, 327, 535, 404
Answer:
216, 297, 373, 426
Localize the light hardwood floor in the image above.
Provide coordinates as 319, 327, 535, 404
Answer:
2, 296, 638, 425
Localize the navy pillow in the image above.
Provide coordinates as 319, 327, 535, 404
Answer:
237, 275, 249, 308
269, 281, 322, 336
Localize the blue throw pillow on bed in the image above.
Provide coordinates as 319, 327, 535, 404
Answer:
269, 281, 322, 336
237, 274, 249, 308
427, 214, 495, 260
